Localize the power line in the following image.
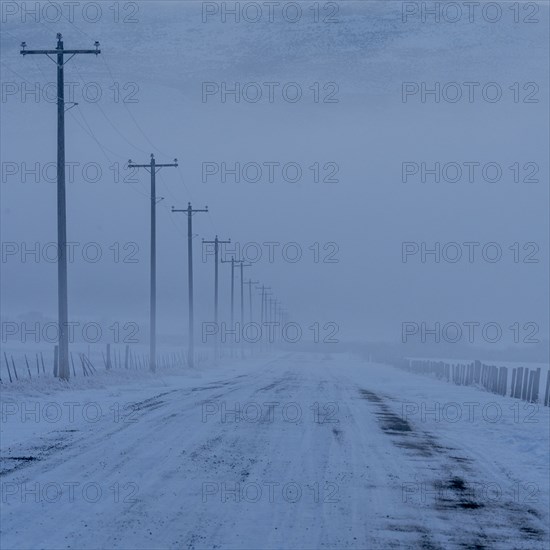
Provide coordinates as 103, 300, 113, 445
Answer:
100, 53, 176, 159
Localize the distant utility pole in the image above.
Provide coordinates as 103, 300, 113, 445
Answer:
269, 298, 279, 343
171, 202, 208, 368
257, 285, 271, 326
245, 279, 259, 322
238, 261, 251, 357
244, 278, 259, 355
128, 154, 178, 372
276, 303, 284, 343
20, 34, 100, 381
270, 298, 278, 343
220, 257, 237, 328
268, 297, 275, 323
202, 236, 231, 324
239, 262, 252, 327
263, 289, 273, 349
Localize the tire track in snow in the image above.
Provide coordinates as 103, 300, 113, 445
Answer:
359, 388, 547, 549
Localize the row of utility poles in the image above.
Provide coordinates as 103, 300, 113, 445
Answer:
19, 34, 287, 380
204, 241, 286, 358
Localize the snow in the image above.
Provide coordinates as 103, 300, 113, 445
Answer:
1, 352, 548, 549
0, 1, 548, 548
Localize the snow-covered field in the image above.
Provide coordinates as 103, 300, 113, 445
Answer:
1, 352, 548, 549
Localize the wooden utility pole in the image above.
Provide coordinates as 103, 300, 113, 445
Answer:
202, 236, 231, 325
243, 278, 259, 355
171, 203, 208, 368
239, 262, 252, 327
128, 154, 178, 372
238, 261, 252, 357
203, 236, 230, 359
269, 298, 278, 345
220, 257, 237, 328
261, 288, 273, 350
245, 279, 259, 322
257, 285, 271, 326
20, 34, 100, 380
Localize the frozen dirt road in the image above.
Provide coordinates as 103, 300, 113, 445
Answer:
1, 353, 548, 549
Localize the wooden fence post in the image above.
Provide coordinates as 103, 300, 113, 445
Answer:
527, 370, 535, 403
11, 356, 18, 380
531, 368, 541, 403
4, 352, 13, 383
498, 367, 507, 396
54, 345, 59, 377
24, 355, 32, 379
106, 343, 112, 370
79, 353, 88, 376
521, 369, 529, 401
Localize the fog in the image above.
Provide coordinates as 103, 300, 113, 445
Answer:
1, 1, 548, 357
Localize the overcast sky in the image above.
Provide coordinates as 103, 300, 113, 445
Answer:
1, 1, 548, 358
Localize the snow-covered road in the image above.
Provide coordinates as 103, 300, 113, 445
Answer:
1, 353, 548, 549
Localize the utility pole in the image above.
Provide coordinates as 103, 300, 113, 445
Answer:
268, 296, 275, 323
221, 257, 249, 356
245, 279, 259, 322
239, 262, 252, 327
270, 298, 277, 343
238, 262, 251, 357
128, 154, 178, 372
257, 285, 271, 326
276, 302, 284, 343
20, 34, 100, 381
171, 202, 208, 368
220, 257, 237, 328
202, 236, 231, 324
263, 289, 273, 350
273, 300, 278, 345
276, 302, 283, 324
203, 236, 230, 359
244, 279, 259, 355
